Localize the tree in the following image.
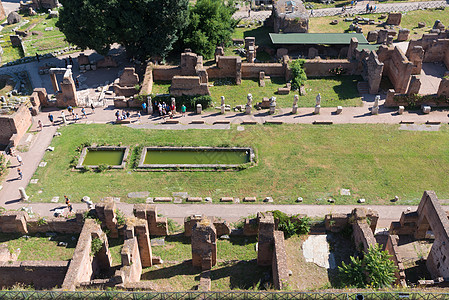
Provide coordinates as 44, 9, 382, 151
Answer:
290, 59, 307, 90
180, 0, 238, 59
338, 244, 397, 288
57, 0, 189, 60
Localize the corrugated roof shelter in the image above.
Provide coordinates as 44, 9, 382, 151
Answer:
269, 33, 369, 45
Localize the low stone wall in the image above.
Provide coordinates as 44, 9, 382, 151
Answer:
304, 59, 356, 77
170, 76, 210, 96
272, 231, 289, 290
385, 234, 407, 287
0, 261, 69, 289
384, 89, 449, 108
140, 64, 153, 95
133, 204, 168, 236
115, 237, 142, 285
62, 219, 112, 291
389, 211, 418, 235
184, 215, 231, 237
96, 198, 119, 238
241, 63, 285, 78
0, 211, 28, 233
153, 66, 180, 81
352, 219, 377, 252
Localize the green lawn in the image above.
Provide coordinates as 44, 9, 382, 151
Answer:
141, 234, 264, 291
309, 9, 449, 41
26, 123, 449, 205
0, 12, 71, 64
0, 233, 77, 261
152, 76, 362, 109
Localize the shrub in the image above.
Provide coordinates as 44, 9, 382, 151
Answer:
37, 217, 47, 226
115, 209, 126, 227
289, 59, 307, 90
0, 154, 5, 176
270, 210, 311, 238
329, 65, 346, 76
90, 238, 103, 256
338, 244, 397, 288
96, 164, 109, 172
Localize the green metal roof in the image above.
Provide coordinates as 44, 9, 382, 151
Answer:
269, 33, 369, 45
356, 43, 380, 51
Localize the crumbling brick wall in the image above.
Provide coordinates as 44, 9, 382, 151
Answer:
191, 219, 217, 270
184, 215, 230, 237
0, 261, 69, 289
140, 63, 154, 95
114, 237, 142, 285
62, 219, 112, 291
0, 103, 32, 146
377, 45, 413, 94
385, 234, 406, 287
133, 204, 168, 236
257, 213, 275, 266
272, 231, 289, 290
95, 198, 119, 238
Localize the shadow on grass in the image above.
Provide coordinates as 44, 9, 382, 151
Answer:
141, 260, 199, 281
331, 75, 362, 100
210, 260, 271, 290
164, 233, 191, 244
226, 235, 257, 246
243, 26, 273, 47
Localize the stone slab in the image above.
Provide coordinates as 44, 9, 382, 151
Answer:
243, 197, 257, 202
51, 196, 59, 203
340, 189, 351, 196
30, 179, 39, 184
127, 191, 150, 198
38, 162, 47, 167
150, 238, 165, 246
186, 197, 202, 202
220, 197, 234, 202
302, 234, 336, 269
154, 197, 172, 202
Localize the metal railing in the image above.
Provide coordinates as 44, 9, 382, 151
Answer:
0, 291, 448, 300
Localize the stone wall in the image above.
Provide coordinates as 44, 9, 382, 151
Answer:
133, 204, 168, 236
95, 198, 119, 238
153, 66, 180, 81
170, 76, 210, 96
377, 45, 413, 94
140, 64, 154, 95
385, 234, 407, 287
272, 231, 289, 290
206, 56, 242, 84
257, 213, 275, 266
115, 237, 142, 285
184, 215, 231, 237
191, 218, 217, 270
62, 219, 112, 291
0, 102, 32, 147
0, 261, 69, 289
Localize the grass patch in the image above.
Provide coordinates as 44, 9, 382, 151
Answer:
206, 77, 362, 108
26, 123, 449, 205
308, 9, 448, 41
0, 233, 77, 261
151, 235, 192, 262
108, 237, 123, 267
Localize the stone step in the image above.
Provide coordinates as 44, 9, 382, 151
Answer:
357, 81, 370, 94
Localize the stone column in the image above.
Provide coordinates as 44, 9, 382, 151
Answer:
372, 95, 380, 115
269, 97, 276, 115
147, 96, 153, 115
292, 94, 299, 114
19, 187, 29, 201
220, 96, 225, 114
257, 213, 275, 266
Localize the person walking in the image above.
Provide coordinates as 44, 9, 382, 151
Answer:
181, 104, 186, 117
16, 154, 23, 166
37, 120, 43, 131
35, 52, 40, 62
81, 107, 87, 118
137, 111, 141, 121
142, 102, 147, 114
90, 103, 95, 114
65, 196, 73, 213
48, 113, 54, 125
17, 168, 22, 180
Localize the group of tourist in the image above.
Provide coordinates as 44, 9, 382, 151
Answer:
155, 102, 187, 119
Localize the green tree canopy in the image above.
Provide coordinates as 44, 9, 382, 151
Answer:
180, 0, 238, 59
57, 0, 189, 60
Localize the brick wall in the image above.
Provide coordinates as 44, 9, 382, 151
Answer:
140, 64, 154, 95
0, 103, 32, 146
272, 231, 289, 290
385, 234, 407, 287
0, 261, 69, 289
153, 66, 180, 81
352, 220, 377, 252
115, 237, 142, 284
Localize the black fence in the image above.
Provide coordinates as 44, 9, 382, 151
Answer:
0, 291, 448, 300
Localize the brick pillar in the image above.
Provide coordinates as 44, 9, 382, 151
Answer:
135, 220, 152, 267
257, 213, 275, 266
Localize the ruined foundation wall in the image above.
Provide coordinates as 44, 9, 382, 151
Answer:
272, 231, 289, 290
117, 237, 142, 284
0, 261, 69, 289
0, 103, 32, 146
304, 59, 357, 77
140, 64, 154, 95
153, 66, 180, 81
385, 234, 407, 287
352, 220, 377, 252
377, 46, 413, 94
